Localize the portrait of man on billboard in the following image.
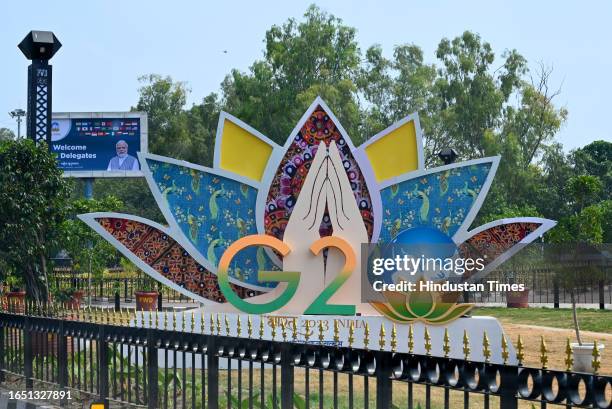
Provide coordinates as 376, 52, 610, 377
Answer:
107, 140, 140, 171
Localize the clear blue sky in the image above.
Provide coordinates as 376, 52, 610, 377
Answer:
1, 0, 610, 151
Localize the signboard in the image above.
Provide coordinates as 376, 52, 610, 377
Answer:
50, 112, 148, 178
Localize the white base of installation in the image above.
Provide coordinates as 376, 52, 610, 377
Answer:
129, 310, 516, 368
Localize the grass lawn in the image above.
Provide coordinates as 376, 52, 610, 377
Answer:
473, 306, 612, 333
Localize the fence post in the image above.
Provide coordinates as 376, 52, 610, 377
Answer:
0, 322, 5, 383
23, 316, 33, 388
553, 278, 560, 309
599, 280, 605, 310
498, 365, 519, 409
114, 292, 121, 311
280, 343, 294, 409
207, 336, 219, 409
124, 279, 129, 301
147, 328, 158, 409
98, 325, 109, 406
57, 320, 68, 406
375, 351, 392, 409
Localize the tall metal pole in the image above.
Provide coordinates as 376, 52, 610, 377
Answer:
85, 178, 94, 307
18, 31, 61, 145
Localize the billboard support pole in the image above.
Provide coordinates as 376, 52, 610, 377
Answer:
85, 177, 94, 307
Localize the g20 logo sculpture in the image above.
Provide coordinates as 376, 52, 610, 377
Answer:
80, 97, 555, 324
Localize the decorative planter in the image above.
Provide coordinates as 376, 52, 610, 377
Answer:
135, 291, 158, 311
572, 342, 605, 373
506, 288, 530, 308
63, 290, 84, 309
6, 290, 26, 313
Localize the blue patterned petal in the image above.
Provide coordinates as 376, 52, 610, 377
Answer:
143, 155, 278, 288
378, 158, 498, 243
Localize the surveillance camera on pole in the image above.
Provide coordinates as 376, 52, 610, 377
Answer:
438, 148, 458, 165
18, 30, 62, 145
9, 109, 26, 139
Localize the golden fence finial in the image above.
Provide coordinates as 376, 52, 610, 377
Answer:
237, 315, 242, 337
482, 331, 491, 363
281, 320, 287, 341
424, 327, 432, 356
292, 319, 298, 342
182, 312, 187, 332
149, 310, 154, 328
200, 311, 205, 334
348, 322, 355, 348
364, 322, 370, 350
304, 320, 311, 342
501, 336, 509, 365
209, 314, 215, 334
516, 335, 524, 366
271, 318, 277, 340
443, 328, 450, 358
565, 338, 573, 371
463, 330, 470, 360
172, 311, 177, 331
333, 320, 340, 345
379, 323, 386, 350
539, 336, 548, 369
259, 317, 265, 340
391, 324, 397, 353
318, 321, 324, 343
248, 316, 253, 338
191, 311, 196, 332
592, 340, 601, 374
408, 324, 414, 353
161, 311, 167, 330
225, 315, 230, 336
216, 314, 221, 335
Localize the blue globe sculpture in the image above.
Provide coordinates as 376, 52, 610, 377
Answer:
375, 227, 457, 284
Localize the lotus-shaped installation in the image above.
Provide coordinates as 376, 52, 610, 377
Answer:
80, 97, 555, 323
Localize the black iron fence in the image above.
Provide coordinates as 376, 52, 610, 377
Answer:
0, 309, 610, 409
470, 269, 612, 309
52, 276, 196, 304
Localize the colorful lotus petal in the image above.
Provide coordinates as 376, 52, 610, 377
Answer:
370, 281, 475, 325
79, 96, 556, 317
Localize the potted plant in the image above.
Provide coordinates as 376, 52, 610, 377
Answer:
135, 280, 158, 311
505, 269, 530, 308
5, 275, 26, 313
53, 287, 84, 309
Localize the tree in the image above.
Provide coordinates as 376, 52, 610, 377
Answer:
0, 139, 71, 303
358, 44, 440, 159
434, 31, 527, 159
572, 140, 612, 199
0, 128, 15, 141
221, 5, 363, 144
58, 196, 123, 279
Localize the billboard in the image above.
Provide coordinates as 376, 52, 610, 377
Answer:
50, 112, 148, 178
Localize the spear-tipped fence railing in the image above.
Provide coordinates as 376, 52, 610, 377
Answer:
0, 305, 610, 409
50, 276, 196, 304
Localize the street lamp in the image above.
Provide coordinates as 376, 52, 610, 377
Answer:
438, 148, 458, 165
18, 30, 62, 145
8, 109, 26, 138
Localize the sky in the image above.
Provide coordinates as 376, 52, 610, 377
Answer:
1, 0, 610, 152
